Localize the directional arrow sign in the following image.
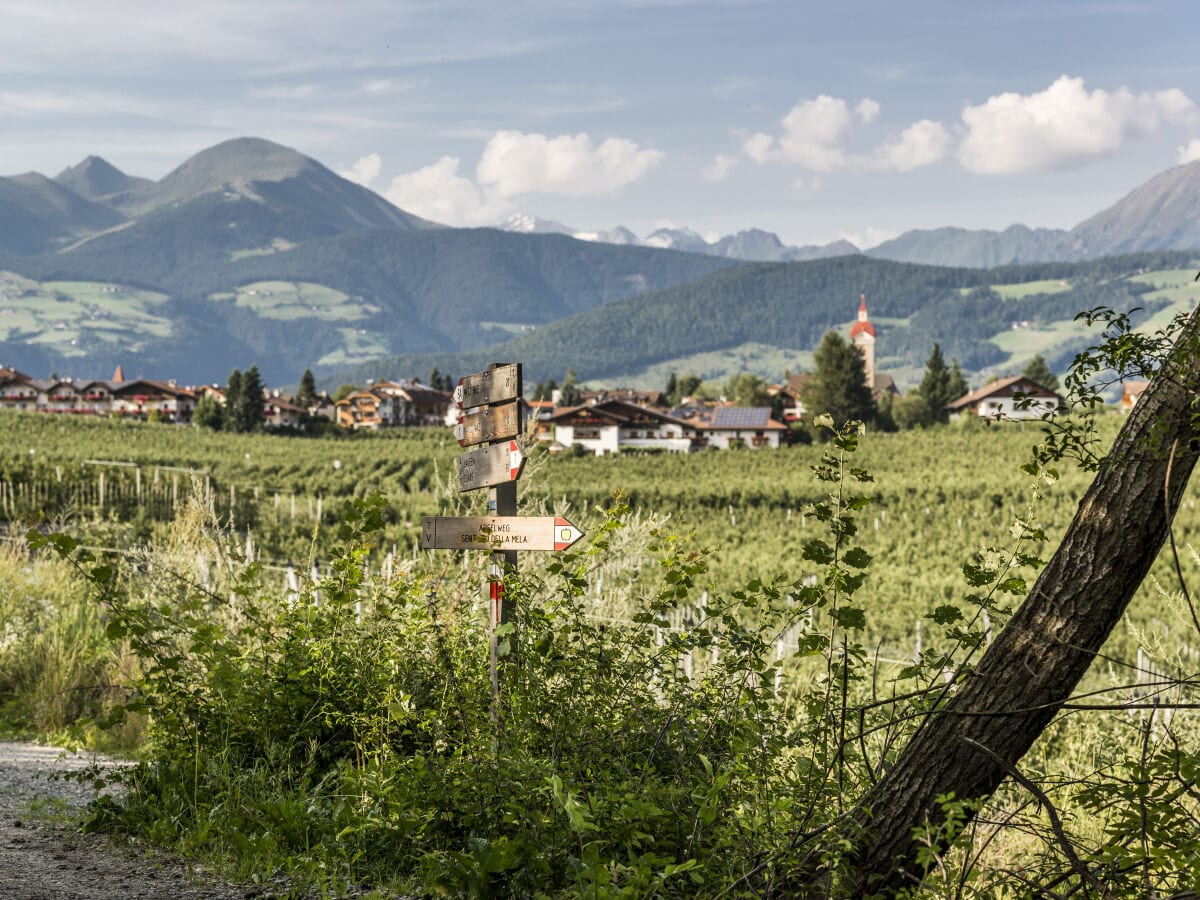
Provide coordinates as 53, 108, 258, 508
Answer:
455, 363, 520, 410
421, 515, 585, 552
455, 401, 520, 447
457, 439, 525, 492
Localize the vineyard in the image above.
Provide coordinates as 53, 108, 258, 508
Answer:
4, 408, 1200, 896
2, 409, 1196, 656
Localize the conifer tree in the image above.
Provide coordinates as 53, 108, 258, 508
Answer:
295, 369, 318, 410
238, 365, 264, 433
947, 357, 968, 403
1021, 353, 1059, 391
800, 331, 875, 430
224, 369, 243, 433
559, 369, 581, 406
918, 342, 953, 424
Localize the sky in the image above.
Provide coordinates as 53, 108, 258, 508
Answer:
1, 0, 1198, 249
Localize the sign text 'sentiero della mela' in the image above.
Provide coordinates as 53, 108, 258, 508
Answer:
420, 515, 585, 552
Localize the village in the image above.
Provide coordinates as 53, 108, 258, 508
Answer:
0, 298, 1148, 455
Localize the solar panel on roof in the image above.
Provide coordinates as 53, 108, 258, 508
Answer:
711, 407, 770, 428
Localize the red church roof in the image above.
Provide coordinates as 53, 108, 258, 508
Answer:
849, 294, 875, 340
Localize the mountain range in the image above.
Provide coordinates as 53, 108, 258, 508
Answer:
500, 160, 1200, 268
0, 136, 1198, 389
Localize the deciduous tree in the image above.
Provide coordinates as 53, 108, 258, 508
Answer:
803, 306, 1200, 895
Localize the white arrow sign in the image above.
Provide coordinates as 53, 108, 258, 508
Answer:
420, 515, 585, 552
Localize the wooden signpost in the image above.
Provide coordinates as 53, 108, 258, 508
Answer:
455, 440, 525, 493
455, 402, 521, 447
454, 363, 520, 409
422, 362, 585, 697
420, 515, 585, 552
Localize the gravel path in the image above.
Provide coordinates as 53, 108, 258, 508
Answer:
0, 742, 255, 900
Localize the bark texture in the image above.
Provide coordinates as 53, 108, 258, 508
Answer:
822, 310, 1200, 896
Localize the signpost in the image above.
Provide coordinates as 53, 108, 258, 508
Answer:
454, 363, 520, 409
423, 362, 585, 697
420, 516, 585, 552
456, 440, 524, 493
455, 402, 521, 447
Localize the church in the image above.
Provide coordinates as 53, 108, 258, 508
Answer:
849, 295, 897, 398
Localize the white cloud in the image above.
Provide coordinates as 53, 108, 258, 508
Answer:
338, 152, 382, 187
743, 95, 943, 173
869, 119, 949, 171
383, 156, 503, 226
959, 75, 1198, 174
476, 130, 663, 197
1179, 138, 1200, 164
743, 95, 854, 171
382, 129, 663, 226
856, 98, 880, 124
703, 153, 737, 181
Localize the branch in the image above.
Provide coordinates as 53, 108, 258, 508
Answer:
961, 737, 1113, 900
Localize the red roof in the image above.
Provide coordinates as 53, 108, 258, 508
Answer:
849, 294, 875, 340
849, 320, 875, 339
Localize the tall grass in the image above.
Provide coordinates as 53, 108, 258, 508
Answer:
0, 529, 138, 748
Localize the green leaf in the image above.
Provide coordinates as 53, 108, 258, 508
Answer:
929, 605, 963, 625
802, 539, 834, 564
843, 547, 872, 569
832, 606, 866, 629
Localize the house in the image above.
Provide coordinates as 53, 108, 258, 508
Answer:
334, 380, 454, 430
0, 367, 40, 412
336, 389, 384, 429
263, 394, 306, 428
946, 376, 1063, 421
109, 380, 196, 422
526, 400, 556, 442
578, 388, 668, 408
1122, 379, 1151, 412
685, 406, 788, 449
550, 399, 694, 455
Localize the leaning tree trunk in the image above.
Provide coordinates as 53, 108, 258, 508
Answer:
813, 307, 1200, 896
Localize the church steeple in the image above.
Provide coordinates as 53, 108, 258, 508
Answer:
848, 294, 876, 388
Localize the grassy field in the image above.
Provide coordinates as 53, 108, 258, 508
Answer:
208, 280, 378, 321
990, 278, 1074, 298
0, 272, 172, 356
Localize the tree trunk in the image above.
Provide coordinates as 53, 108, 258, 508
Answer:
821, 308, 1200, 896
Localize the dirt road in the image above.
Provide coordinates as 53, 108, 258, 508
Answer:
0, 742, 251, 900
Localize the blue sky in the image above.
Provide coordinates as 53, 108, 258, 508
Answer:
1, 0, 1197, 247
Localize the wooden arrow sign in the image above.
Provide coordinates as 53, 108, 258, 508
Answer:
455, 363, 520, 410
457, 439, 525, 492
455, 401, 520, 447
420, 515, 585, 552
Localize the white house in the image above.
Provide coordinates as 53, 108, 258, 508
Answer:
550, 399, 694, 455
947, 376, 1063, 421
688, 407, 788, 448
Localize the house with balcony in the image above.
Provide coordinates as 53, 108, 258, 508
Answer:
685, 406, 788, 449
549, 399, 695, 455
946, 376, 1063, 421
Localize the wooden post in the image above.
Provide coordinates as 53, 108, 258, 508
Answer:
489, 480, 519, 696
98, 472, 105, 514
